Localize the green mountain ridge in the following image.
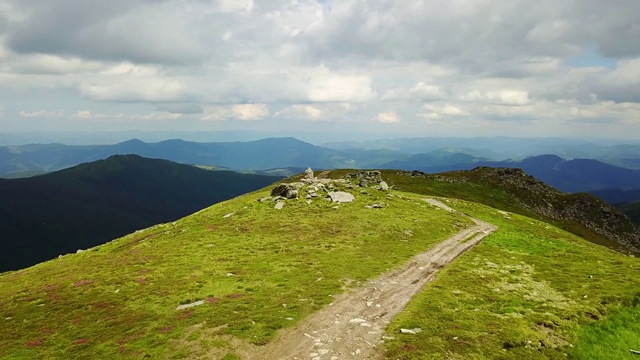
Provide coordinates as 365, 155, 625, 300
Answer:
1, 168, 639, 359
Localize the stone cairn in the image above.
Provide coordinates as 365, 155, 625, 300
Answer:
263, 168, 389, 209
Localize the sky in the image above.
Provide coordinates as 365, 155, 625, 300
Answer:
0, 0, 639, 139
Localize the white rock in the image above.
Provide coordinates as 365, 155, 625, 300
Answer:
176, 300, 205, 311
274, 202, 284, 210
349, 318, 367, 324
223, 212, 234, 218
327, 191, 355, 203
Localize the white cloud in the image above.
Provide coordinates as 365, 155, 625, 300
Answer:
72, 110, 93, 119
218, 0, 254, 14
276, 105, 324, 120
306, 66, 375, 102
464, 90, 530, 106
232, 103, 269, 120
375, 111, 400, 123
79, 78, 187, 102
19, 110, 64, 118
202, 104, 269, 121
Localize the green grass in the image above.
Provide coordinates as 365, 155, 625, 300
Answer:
0, 184, 469, 359
3, 170, 639, 359
383, 198, 640, 359
572, 305, 640, 360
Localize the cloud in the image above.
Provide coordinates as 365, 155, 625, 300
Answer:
19, 110, 64, 118
72, 110, 93, 119
375, 111, 400, 123
275, 105, 324, 120
1, 0, 639, 138
417, 103, 469, 120
306, 66, 375, 102
202, 104, 269, 121
157, 104, 204, 115
464, 90, 530, 106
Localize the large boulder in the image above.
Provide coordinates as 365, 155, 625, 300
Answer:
327, 191, 355, 203
271, 183, 302, 199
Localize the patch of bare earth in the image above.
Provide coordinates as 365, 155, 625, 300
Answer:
246, 198, 497, 360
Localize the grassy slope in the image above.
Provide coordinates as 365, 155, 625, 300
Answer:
0, 184, 469, 359
2, 169, 639, 359
384, 198, 640, 359
379, 170, 640, 359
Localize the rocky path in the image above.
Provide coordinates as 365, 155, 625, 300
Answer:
248, 198, 497, 360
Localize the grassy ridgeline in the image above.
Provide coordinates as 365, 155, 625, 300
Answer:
0, 186, 468, 359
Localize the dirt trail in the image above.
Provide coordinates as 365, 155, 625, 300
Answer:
247, 198, 497, 360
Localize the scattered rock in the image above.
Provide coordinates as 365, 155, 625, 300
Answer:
378, 181, 390, 191
176, 300, 205, 311
76, 249, 85, 254
258, 196, 272, 202
400, 328, 422, 334
271, 183, 302, 199
223, 212, 234, 218
327, 191, 355, 203
274, 202, 284, 210
347, 171, 383, 187
306, 200, 312, 205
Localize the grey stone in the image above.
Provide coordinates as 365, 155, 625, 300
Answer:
274, 202, 284, 210
327, 191, 355, 203
271, 183, 302, 199
378, 181, 390, 191
305, 167, 314, 180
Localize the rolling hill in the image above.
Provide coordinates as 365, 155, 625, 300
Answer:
0, 155, 281, 272
1, 168, 639, 359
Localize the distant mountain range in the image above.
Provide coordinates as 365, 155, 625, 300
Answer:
386, 154, 640, 193
0, 155, 280, 272
0, 137, 402, 178
2, 137, 640, 216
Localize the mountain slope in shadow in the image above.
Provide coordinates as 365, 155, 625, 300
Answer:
0, 154, 281, 272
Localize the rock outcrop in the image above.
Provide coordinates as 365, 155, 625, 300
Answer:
271, 183, 303, 199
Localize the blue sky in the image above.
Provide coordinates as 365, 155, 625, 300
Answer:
0, 0, 639, 139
